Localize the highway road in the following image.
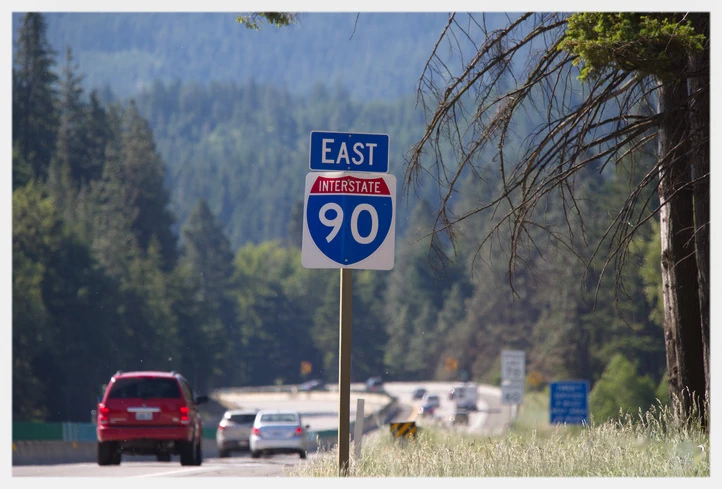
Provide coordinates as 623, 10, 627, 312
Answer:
12, 453, 316, 477
12, 381, 510, 477
213, 383, 393, 432
382, 381, 510, 436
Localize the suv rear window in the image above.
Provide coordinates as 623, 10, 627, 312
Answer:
229, 414, 256, 423
108, 377, 181, 399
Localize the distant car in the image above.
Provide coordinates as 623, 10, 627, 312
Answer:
422, 393, 441, 409
95, 370, 208, 466
449, 409, 469, 425
417, 403, 436, 417
299, 379, 325, 391
250, 410, 309, 459
216, 409, 257, 457
452, 383, 478, 411
411, 387, 427, 400
366, 376, 384, 392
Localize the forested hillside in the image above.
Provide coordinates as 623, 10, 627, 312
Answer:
133, 80, 430, 248
12, 12, 670, 426
13, 11, 471, 248
13, 12, 460, 101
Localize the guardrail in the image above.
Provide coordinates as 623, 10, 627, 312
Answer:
312, 394, 400, 450
12, 420, 217, 443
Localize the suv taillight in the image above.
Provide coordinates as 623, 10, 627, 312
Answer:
179, 406, 190, 424
252, 427, 261, 437
97, 404, 110, 425
294, 426, 303, 437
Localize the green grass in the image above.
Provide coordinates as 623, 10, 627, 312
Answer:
289, 394, 709, 477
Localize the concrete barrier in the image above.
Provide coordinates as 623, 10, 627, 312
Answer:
214, 389, 392, 413
12, 441, 96, 466
12, 438, 220, 466
12, 426, 387, 465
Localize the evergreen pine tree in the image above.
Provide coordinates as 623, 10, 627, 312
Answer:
12, 12, 58, 186
178, 199, 238, 388
82, 91, 110, 183
120, 100, 178, 270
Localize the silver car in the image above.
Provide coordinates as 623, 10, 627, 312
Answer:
216, 409, 257, 457
422, 393, 441, 409
249, 410, 309, 459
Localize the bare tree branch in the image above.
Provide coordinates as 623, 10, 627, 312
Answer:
403, 11, 704, 305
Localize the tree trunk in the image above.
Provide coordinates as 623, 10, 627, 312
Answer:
687, 12, 710, 423
657, 76, 707, 428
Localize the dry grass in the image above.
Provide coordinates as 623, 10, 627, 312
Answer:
289, 398, 709, 477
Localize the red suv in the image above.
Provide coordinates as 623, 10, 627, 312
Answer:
96, 370, 208, 466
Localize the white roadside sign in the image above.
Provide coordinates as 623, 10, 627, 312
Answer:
501, 349, 526, 381
501, 380, 524, 405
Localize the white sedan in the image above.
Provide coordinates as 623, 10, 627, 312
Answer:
249, 410, 309, 459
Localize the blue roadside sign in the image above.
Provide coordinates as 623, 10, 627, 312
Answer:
549, 380, 589, 425
302, 171, 396, 270
309, 131, 389, 173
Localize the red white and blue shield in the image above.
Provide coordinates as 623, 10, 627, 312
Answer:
302, 172, 396, 270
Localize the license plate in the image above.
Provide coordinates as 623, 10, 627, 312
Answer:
136, 412, 153, 420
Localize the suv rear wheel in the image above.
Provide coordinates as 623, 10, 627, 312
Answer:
98, 441, 118, 466
179, 440, 194, 465
180, 438, 202, 466
195, 442, 202, 465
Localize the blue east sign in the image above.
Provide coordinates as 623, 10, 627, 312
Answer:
309, 131, 389, 173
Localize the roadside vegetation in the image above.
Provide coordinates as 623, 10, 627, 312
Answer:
291, 393, 709, 477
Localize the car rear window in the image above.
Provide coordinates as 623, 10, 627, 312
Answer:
107, 377, 181, 399
229, 414, 256, 423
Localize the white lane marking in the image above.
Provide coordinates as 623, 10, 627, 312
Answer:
470, 398, 489, 431
130, 466, 216, 478
129, 459, 273, 477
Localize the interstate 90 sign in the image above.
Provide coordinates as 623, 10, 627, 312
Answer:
302, 172, 396, 270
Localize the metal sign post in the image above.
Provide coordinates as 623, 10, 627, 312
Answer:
354, 398, 365, 459
338, 268, 352, 476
